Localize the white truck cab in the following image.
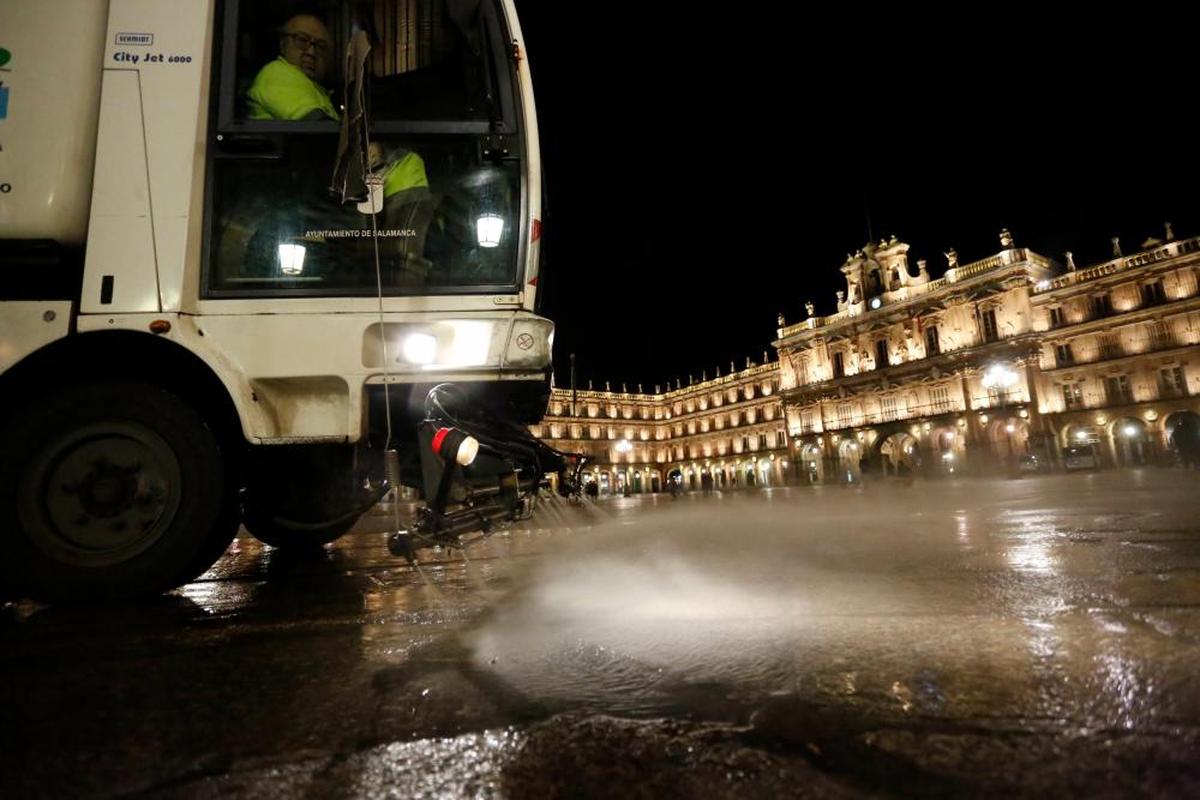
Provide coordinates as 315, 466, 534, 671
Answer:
0, 0, 567, 601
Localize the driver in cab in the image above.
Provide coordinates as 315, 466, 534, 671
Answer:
247, 14, 338, 121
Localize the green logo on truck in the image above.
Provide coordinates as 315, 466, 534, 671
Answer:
0, 48, 11, 68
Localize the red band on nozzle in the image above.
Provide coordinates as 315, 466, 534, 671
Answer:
432, 427, 451, 457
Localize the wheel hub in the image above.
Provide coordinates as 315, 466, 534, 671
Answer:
21, 423, 183, 566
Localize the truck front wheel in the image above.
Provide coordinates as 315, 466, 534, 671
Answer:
0, 382, 240, 602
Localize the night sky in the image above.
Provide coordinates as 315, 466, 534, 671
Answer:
514, 4, 1197, 392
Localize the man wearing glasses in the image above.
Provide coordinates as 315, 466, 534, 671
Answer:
247, 14, 338, 120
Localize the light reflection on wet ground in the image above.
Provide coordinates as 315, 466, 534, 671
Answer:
3, 471, 1200, 797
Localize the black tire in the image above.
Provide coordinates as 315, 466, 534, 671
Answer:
0, 381, 240, 602
240, 443, 365, 549
241, 514, 356, 549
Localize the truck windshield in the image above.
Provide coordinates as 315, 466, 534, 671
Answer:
205, 0, 522, 297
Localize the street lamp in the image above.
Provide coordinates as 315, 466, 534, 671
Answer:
981, 363, 1019, 390
476, 213, 504, 247
615, 439, 632, 454
278, 243, 306, 276
471, 167, 508, 248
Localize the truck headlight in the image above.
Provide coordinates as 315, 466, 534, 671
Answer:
387, 322, 494, 369
402, 333, 437, 364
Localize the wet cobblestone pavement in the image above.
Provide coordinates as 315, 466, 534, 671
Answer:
3, 470, 1200, 798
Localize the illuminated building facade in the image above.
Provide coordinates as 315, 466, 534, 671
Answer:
774, 232, 1054, 480
1029, 231, 1200, 467
529, 360, 791, 495
531, 227, 1200, 491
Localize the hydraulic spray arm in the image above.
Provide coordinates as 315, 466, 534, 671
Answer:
387, 383, 586, 562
